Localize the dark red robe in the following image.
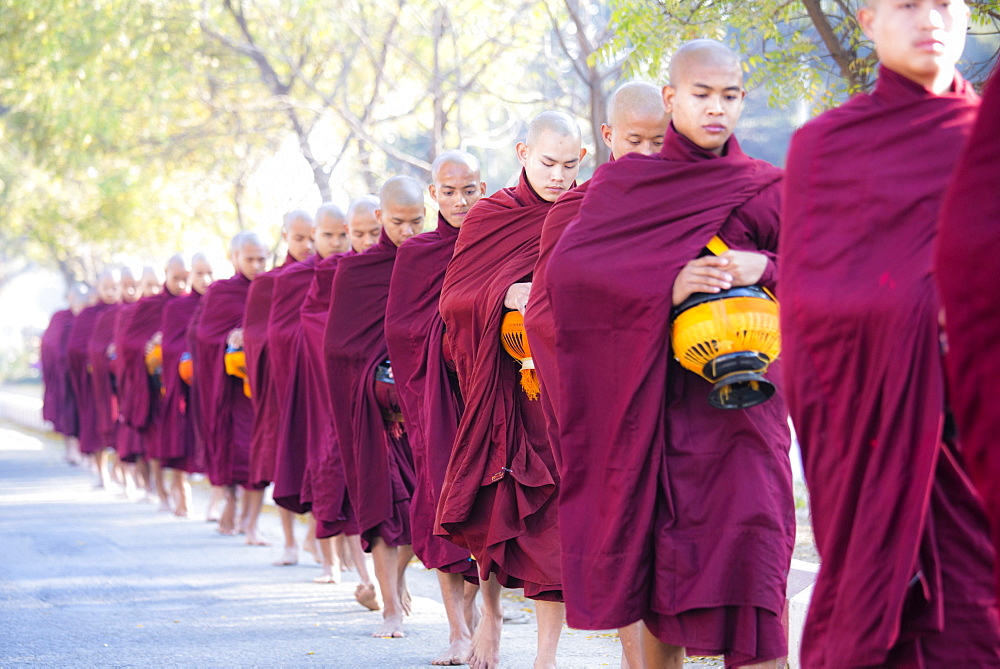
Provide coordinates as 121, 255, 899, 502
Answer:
185, 295, 209, 473
159, 290, 203, 472
87, 304, 121, 449
111, 302, 143, 462
268, 253, 319, 513
301, 251, 358, 538
115, 287, 179, 461
546, 127, 792, 665
436, 171, 562, 601
193, 273, 254, 487
67, 303, 113, 455
385, 213, 476, 578
244, 255, 295, 488
936, 71, 1000, 602
41, 309, 78, 436
781, 66, 1000, 667
326, 233, 414, 550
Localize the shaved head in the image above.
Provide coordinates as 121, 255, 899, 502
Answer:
668, 39, 742, 87
96, 269, 122, 305
314, 202, 349, 258
164, 253, 189, 296
282, 210, 315, 262
603, 81, 670, 158
517, 111, 586, 202
431, 150, 481, 182
68, 284, 91, 315
236, 232, 268, 281
525, 110, 582, 146
346, 195, 381, 254
138, 265, 161, 298
378, 176, 426, 247
120, 267, 139, 304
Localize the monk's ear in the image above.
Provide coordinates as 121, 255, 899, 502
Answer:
857, 5, 876, 40
578, 147, 587, 161
515, 141, 529, 167
374, 208, 384, 225
662, 85, 676, 115
428, 183, 438, 202
600, 123, 613, 150
478, 181, 487, 196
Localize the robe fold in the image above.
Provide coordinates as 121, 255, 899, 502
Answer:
66, 304, 105, 455
781, 66, 1000, 667
87, 304, 121, 448
936, 71, 1000, 602
159, 290, 203, 472
385, 213, 476, 578
115, 287, 178, 461
185, 295, 209, 473
436, 171, 563, 601
245, 254, 295, 488
111, 303, 143, 461
41, 309, 78, 436
301, 251, 358, 538
546, 127, 793, 664
326, 233, 414, 549
268, 253, 318, 513
193, 273, 254, 487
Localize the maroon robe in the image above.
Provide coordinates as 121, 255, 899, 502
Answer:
244, 255, 295, 488
67, 304, 112, 455
325, 233, 414, 549
937, 71, 1000, 602
524, 181, 590, 468
193, 273, 254, 487
41, 309, 78, 436
385, 213, 476, 578
301, 251, 358, 538
546, 127, 793, 665
436, 171, 562, 601
185, 295, 209, 473
159, 290, 203, 472
112, 303, 143, 461
115, 287, 178, 460
268, 253, 318, 512
87, 304, 121, 448
781, 67, 1000, 667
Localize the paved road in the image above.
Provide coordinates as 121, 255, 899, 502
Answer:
0, 423, 728, 668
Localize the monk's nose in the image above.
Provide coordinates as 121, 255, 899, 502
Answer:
926, 8, 946, 28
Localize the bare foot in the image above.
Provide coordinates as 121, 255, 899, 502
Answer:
372, 613, 405, 638
245, 535, 271, 547
399, 580, 412, 616
313, 573, 340, 584
273, 547, 298, 566
174, 509, 189, 518
355, 583, 381, 611
469, 607, 502, 669
432, 638, 472, 666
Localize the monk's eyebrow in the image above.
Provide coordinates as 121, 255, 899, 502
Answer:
693, 82, 742, 92
542, 154, 578, 164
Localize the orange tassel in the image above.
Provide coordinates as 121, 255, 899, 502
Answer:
520, 367, 540, 401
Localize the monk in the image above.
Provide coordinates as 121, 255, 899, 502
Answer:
86, 270, 124, 489
781, 2, 1000, 664
112, 266, 164, 499
302, 196, 380, 594
545, 41, 794, 668
437, 111, 585, 669
936, 71, 1000, 602
326, 177, 425, 638
242, 210, 314, 551
193, 233, 268, 536
116, 260, 187, 509
268, 205, 350, 569
41, 284, 89, 464
159, 253, 214, 517
523, 81, 668, 667
385, 151, 485, 665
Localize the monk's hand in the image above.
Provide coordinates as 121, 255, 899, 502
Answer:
144, 332, 162, 356
672, 257, 733, 306
227, 328, 244, 349
504, 282, 532, 314
717, 250, 768, 287
106, 343, 116, 359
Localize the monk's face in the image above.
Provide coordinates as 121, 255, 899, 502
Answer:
376, 201, 425, 247
516, 133, 585, 202
348, 210, 381, 253
283, 218, 315, 262
69, 292, 88, 315
663, 61, 745, 156
164, 264, 189, 296
314, 214, 349, 258
139, 273, 161, 298
121, 275, 138, 303
429, 162, 486, 228
189, 258, 213, 294
96, 276, 121, 305
602, 109, 669, 158
237, 243, 269, 281
859, 0, 968, 88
